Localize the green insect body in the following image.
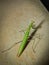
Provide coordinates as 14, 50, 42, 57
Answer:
17, 22, 34, 57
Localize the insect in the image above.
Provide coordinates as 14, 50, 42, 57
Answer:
17, 21, 35, 56
17, 20, 44, 56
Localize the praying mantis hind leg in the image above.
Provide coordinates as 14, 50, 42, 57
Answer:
1, 40, 22, 53
32, 33, 43, 53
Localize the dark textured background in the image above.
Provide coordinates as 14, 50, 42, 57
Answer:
40, 0, 49, 11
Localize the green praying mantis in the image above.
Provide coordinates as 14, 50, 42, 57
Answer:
17, 21, 34, 56
17, 19, 44, 56
1, 20, 44, 57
